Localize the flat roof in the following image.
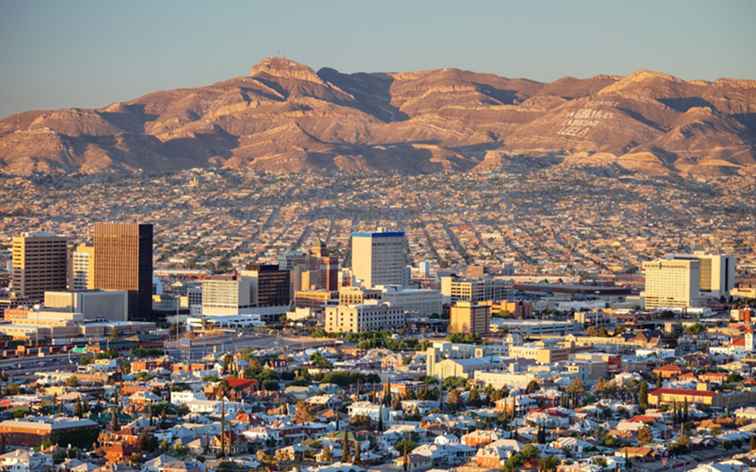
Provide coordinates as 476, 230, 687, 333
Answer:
351, 231, 405, 238
492, 319, 575, 326
513, 283, 632, 295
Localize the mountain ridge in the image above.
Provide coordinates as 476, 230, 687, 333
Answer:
1, 57, 754, 177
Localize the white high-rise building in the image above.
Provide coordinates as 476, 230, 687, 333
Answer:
201, 276, 254, 315
351, 230, 407, 288
692, 251, 736, 296
642, 258, 700, 309
71, 244, 95, 291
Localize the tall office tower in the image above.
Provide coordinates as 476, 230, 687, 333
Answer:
449, 301, 491, 336
351, 230, 407, 288
243, 264, 291, 307
71, 244, 95, 290
692, 251, 736, 296
642, 258, 700, 309
279, 241, 340, 293
310, 241, 339, 292
93, 223, 153, 320
11, 232, 68, 303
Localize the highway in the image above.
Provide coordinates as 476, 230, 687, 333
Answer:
0, 352, 83, 380
164, 334, 338, 361
0, 334, 338, 380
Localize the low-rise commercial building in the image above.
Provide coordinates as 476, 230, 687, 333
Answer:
44, 290, 128, 322
324, 301, 405, 334
0, 417, 100, 448
508, 343, 569, 364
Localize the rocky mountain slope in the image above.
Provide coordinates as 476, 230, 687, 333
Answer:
1, 57, 754, 177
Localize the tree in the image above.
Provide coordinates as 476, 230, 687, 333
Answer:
353, 440, 361, 464
396, 437, 417, 456
468, 386, 481, 406
65, 376, 80, 388
502, 453, 524, 472
673, 424, 689, 453
310, 352, 332, 369
638, 381, 649, 410
637, 426, 652, 445
341, 430, 351, 463
73, 398, 83, 418
447, 389, 461, 410
216, 462, 241, 472
382, 381, 392, 406
538, 455, 559, 472
139, 432, 158, 453
537, 424, 546, 444
110, 407, 120, 432
521, 444, 540, 460
390, 395, 402, 411
566, 378, 585, 407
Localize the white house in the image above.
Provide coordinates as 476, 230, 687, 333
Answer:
348, 401, 390, 425
0, 449, 53, 472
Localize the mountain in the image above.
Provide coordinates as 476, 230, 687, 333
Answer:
1, 57, 755, 177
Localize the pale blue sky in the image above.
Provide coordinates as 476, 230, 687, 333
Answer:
1, 0, 755, 118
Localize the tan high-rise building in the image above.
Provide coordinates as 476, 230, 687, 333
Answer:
441, 276, 509, 304
351, 230, 407, 288
642, 258, 700, 309
692, 251, 736, 296
11, 233, 68, 303
71, 244, 95, 290
449, 301, 491, 336
279, 241, 339, 293
93, 223, 153, 320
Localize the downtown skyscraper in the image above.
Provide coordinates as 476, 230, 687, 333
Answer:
93, 223, 153, 320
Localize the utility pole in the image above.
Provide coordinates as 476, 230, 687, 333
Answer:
220, 394, 228, 459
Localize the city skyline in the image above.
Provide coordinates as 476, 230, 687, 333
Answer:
0, 3, 755, 470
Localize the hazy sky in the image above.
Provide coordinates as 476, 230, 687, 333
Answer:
2, 1, 755, 118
